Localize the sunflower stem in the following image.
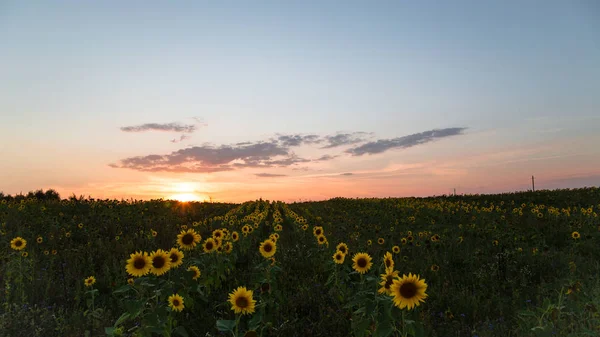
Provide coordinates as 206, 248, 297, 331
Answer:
401, 310, 407, 337
234, 313, 241, 337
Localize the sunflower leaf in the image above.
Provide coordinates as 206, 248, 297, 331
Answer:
216, 320, 236, 333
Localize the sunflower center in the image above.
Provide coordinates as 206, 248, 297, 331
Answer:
339, 247, 346, 253
385, 260, 392, 268
182, 233, 194, 245
153, 256, 165, 268
385, 276, 394, 289
173, 299, 180, 306
170, 254, 179, 263
134, 257, 147, 269
357, 258, 367, 268
235, 296, 249, 308
319, 237, 324, 242
264, 244, 272, 252
336, 254, 342, 260
315, 229, 322, 235
399, 282, 417, 298
15, 241, 22, 247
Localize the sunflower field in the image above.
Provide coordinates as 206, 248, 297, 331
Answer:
1, 187, 600, 337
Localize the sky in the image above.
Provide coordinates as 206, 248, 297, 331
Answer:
1, 1, 599, 202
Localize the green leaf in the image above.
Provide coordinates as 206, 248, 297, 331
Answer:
174, 326, 189, 337
113, 285, 132, 294
216, 320, 236, 333
374, 321, 394, 337
114, 312, 130, 327
248, 311, 263, 331
104, 327, 116, 336
351, 316, 371, 337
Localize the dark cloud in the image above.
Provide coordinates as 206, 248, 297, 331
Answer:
111, 141, 307, 173
321, 132, 369, 149
314, 154, 339, 161
171, 134, 191, 143
121, 122, 197, 133
346, 128, 467, 156
255, 173, 288, 178
340, 172, 353, 176
276, 134, 322, 147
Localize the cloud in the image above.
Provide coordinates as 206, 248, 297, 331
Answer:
340, 172, 353, 176
347, 128, 467, 156
321, 132, 369, 148
314, 154, 339, 161
170, 134, 191, 143
121, 122, 197, 133
255, 173, 288, 177
276, 134, 322, 147
111, 141, 308, 173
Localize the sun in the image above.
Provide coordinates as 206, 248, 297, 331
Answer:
170, 193, 201, 202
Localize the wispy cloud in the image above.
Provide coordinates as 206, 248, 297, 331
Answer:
170, 134, 191, 143
347, 128, 467, 156
121, 122, 197, 133
255, 173, 287, 178
276, 134, 322, 147
321, 132, 370, 149
340, 172, 353, 176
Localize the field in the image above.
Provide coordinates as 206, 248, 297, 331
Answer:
1, 188, 599, 337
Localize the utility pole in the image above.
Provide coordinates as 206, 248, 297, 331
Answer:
453, 188, 456, 196
531, 175, 535, 192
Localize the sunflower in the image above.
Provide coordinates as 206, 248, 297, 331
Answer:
43, 250, 49, 255
242, 225, 250, 234
313, 226, 323, 237
187, 266, 201, 280
151, 230, 158, 237
78, 223, 84, 229
10, 237, 26, 251
390, 273, 428, 310
177, 229, 201, 250
149, 249, 171, 276
274, 225, 283, 232
377, 238, 385, 245
203, 238, 216, 253
270, 233, 280, 241
352, 252, 373, 274
383, 252, 394, 271
457, 236, 464, 244
378, 269, 399, 295
212, 229, 224, 240
317, 234, 327, 245
301, 224, 308, 231
407, 236, 414, 242
84, 276, 96, 287
571, 231, 581, 240
430, 264, 440, 272
401, 238, 407, 245
492, 240, 499, 246
36, 236, 43, 244
407, 231, 413, 236
52, 249, 57, 255
127, 278, 134, 286
392, 245, 400, 254
168, 294, 185, 312
336, 242, 349, 255
367, 240, 372, 246
126, 251, 152, 277
228, 286, 256, 315
21, 252, 28, 257
224, 242, 233, 254
333, 251, 345, 264
259, 239, 277, 258
231, 231, 239, 242
168, 248, 184, 268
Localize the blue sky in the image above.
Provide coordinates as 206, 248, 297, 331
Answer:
1, 1, 599, 201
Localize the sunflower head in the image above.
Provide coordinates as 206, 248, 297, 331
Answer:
333, 251, 345, 264
168, 294, 185, 312
10, 237, 27, 251
352, 252, 373, 274
378, 269, 399, 295
126, 251, 152, 277
336, 242, 349, 255
401, 238, 408, 245
36, 236, 43, 244
571, 231, 581, 240
127, 278, 134, 286
149, 249, 171, 276
430, 264, 440, 272
317, 234, 327, 245
390, 273, 428, 310
259, 239, 277, 258
228, 286, 256, 315
377, 238, 385, 245
151, 230, 158, 237
84, 276, 96, 287
177, 229, 201, 250
231, 231, 239, 242
187, 266, 201, 280
313, 226, 323, 237
21, 251, 28, 257
392, 245, 400, 254
383, 252, 394, 270
202, 238, 216, 253
212, 229, 224, 240
168, 248, 184, 268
